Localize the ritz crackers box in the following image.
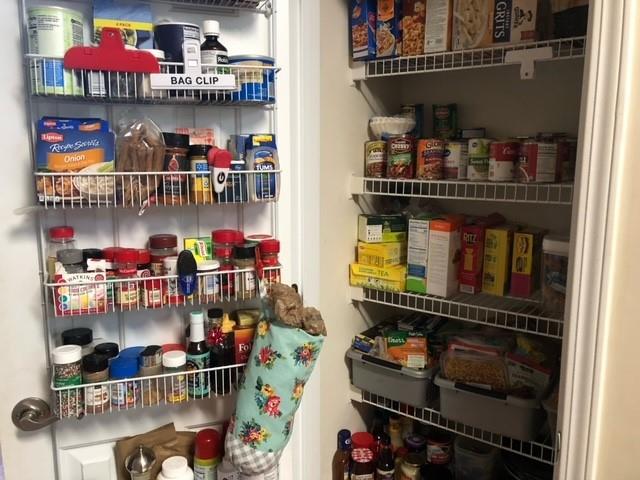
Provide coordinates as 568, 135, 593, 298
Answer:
460, 214, 504, 294
426, 215, 464, 298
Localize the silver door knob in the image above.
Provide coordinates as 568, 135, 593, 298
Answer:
12, 397, 58, 431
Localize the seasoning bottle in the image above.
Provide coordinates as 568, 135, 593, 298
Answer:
139, 345, 163, 407
157, 456, 194, 480
234, 244, 256, 299
149, 234, 178, 276
57, 249, 84, 274
215, 247, 236, 298
52, 345, 84, 418
211, 229, 240, 249
259, 239, 281, 284
194, 428, 222, 479
187, 311, 210, 398
102, 247, 123, 308
62, 328, 94, 357
47, 226, 76, 280
398, 454, 423, 480
82, 248, 104, 271
206, 308, 224, 344
115, 248, 139, 311
94, 342, 119, 361
350, 448, 375, 479
197, 260, 220, 304
332, 429, 351, 480
138, 249, 161, 309
190, 144, 213, 205
163, 350, 187, 404
422, 432, 454, 480
375, 434, 395, 480
110, 356, 139, 409
82, 353, 110, 415
161, 133, 190, 206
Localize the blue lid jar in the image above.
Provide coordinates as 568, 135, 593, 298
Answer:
110, 357, 139, 380
119, 346, 145, 362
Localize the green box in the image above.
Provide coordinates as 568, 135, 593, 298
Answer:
358, 214, 407, 243
406, 276, 427, 294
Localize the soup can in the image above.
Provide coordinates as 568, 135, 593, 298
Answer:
364, 140, 387, 178
488, 141, 519, 182
467, 138, 492, 181
387, 135, 415, 179
416, 139, 444, 180
443, 141, 469, 180
517, 141, 559, 183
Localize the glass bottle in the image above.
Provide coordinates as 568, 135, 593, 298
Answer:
201, 20, 229, 69
350, 448, 375, 480
115, 248, 139, 311
186, 311, 210, 398
215, 246, 236, 298
375, 435, 395, 480
47, 226, 76, 281
332, 429, 351, 480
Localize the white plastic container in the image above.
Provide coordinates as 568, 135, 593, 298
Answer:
454, 437, 499, 480
542, 235, 570, 315
157, 456, 194, 480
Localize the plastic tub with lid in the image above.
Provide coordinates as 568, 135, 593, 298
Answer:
228, 55, 275, 103
454, 436, 499, 480
542, 235, 570, 315
157, 456, 194, 480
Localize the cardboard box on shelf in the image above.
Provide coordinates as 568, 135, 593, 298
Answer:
358, 214, 408, 243
460, 214, 505, 294
511, 227, 546, 298
452, 0, 494, 50
350, 263, 407, 292
482, 224, 518, 296
493, 0, 541, 45
425, 0, 453, 53
350, 0, 377, 61
406, 215, 437, 294
357, 241, 407, 268
377, 0, 403, 58
426, 215, 464, 298
402, 0, 426, 56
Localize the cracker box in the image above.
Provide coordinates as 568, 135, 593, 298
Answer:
350, 263, 407, 292
406, 215, 437, 294
357, 241, 407, 267
425, 0, 453, 53
386, 331, 428, 368
493, 0, 540, 45
184, 237, 213, 263
351, 0, 377, 61
452, 0, 494, 50
358, 214, 407, 243
459, 214, 504, 294
482, 225, 517, 295
94, 0, 153, 49
511, 227, 546, 297
426, 215, 464, 298
402, 0, 426, 56
377, 0, 403, 58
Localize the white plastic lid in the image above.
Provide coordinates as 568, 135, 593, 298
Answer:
162, 350, 186, 369
142, 48, 166, 60
202, 20, 220, 36
160, 456, 191, 479
52, 345, 82, 365
164, 256, 179, 268
190, 311, 204, 324
543, 235, 570, 256
197, 260, 220, 272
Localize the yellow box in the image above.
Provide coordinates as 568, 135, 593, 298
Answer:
510, 228, 546, 297
350, 263, 406, 292
482, 225, 517, 296
357, 242, 407, 268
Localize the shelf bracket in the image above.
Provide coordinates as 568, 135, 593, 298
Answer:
349, 175, 364, 199
260, 1, 273, 18
505, 46, 553, 80
350, 64, 367, 86
351, 286, 364, 303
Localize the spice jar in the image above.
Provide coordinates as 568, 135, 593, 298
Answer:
94, 342, 119, 360
82, 353, 110, 414
163, 350, 187, 404
110, 356, 139, 409
115, 248, 139, 310
197, 260, 220, 303
259, 239, 281, 284
82, 248, 104, 270
52, 345, 84, 418
234, 244, 256, 299
163, 343, 186, 354
212, 229, 240, 249
62, 328, 94, 357
350, 448, 375, 479
190, 144, 213, 205
47, 226, 76, 280
149, 234, 178, 276
138, 249, 161, 309
139, 345, 163, 407
245, 233, 274, 245
206, 308, 224, 345
138, 49, 166, 99
215, 247, 236, 298
399, 454, 424, 480
405, 434, 427, 455
163, 256, 185, 305
102, 247, 122, 307
161, 134, 190, 206
57, 249, 84, 273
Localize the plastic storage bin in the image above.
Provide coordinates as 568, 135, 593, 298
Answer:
434, 375, 545, 441
347, 348, 437, 407
454, 437, 499, 480
229, 55, 275, 103
542, 235, 570, 315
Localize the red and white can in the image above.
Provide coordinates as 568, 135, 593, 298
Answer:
443, 141, 468, 179
416, 138, 445, 180
517, 141, 559, 183
488, 141, 519, 182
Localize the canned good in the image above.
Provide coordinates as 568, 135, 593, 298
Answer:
387, 135, 415, 179
443, 141, 468, 180
426, 432, 453, 465
433, 104, 457, 140
488, 141, 519, 182
517, 141, 558, 183
364, 140, 387, 178
467, 138, 492, 181
557, 138, 577, 182
416, 139, 444, 180
460, 127, 486, 139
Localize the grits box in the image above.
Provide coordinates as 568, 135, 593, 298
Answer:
492, 0, 541, 45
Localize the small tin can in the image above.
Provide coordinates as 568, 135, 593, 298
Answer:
488, 141, 519, 182
364, 140, 387, 178
426, 432, 453, 465
416, 138, 444, 180
517, 141, 558, 183
467, 138, 492, 181
443, 141, 469, 179
387, 135, 415, 179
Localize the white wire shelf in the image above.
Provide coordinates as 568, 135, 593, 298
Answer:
155, 0, 269, 12
360, 390, 555, 465
27, 56, 277, 106
354, 287, 563, 339
34, 170, 280, 209
363, 37, 586, 78
47, 266, 281, 317
351, 176, 574, 205
53, 363, 245, 419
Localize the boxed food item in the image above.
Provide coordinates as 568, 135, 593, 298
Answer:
506, 352, 553, 398
425, 0, 453, 53
492, 0, 542, 45
36, 117, 115, 205
53, 259, 108, 316
357, 241, 407, 267
350, 263, 407, 292
377, 0, 403, 58
175, 128, 215, 146
402, 0, 426, 56
184, 237, 213, 263
482, 224, 517, 296
511, 227, 546, 297
460, 214, 505, 294
542, 235, 569, 315
386, 330, 428, 368
358, 214, 407, 243
427, 215, 464, 298
406, 215, 437, 294
93, 0, 153, 49
452, 0, 494, 50
350, 0, 377, 61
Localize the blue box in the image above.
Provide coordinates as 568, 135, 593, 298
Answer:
350, 0, 377, 61
376, 0, 403, 59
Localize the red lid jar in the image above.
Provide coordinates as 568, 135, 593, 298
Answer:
259, 239, 280, 266
212, 229, 240, 248
351, 432, 375, 451
49, 226, 75, 240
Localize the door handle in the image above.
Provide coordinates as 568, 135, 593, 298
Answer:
12, 397, 59, 431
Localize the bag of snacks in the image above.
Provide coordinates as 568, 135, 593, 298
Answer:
440, 349, 509, 391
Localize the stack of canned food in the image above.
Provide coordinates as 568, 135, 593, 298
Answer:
364, 104, 577, 184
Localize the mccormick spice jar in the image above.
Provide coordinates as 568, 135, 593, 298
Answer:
115, 249, 139, 310
138, 249, 162, 308
94, 342, 119, 360
163, 256, 185, 305
57, 249, 84, 273
161, 133, 190, 206
149, 234, 178, 276
139, 345, 163, 406
190, 144, 213, 205
351, 448, 375, 479
215, 247, 236, 298
47, 226, 76, 281
62, 327, 94, 357
82, 353, 110, 414
52, 345, 84, 418
416, 139, 444, 180
259, 239, 281, 284
234, 244, 257, 299
387, 135, 415, 179
364, 140, 387, 178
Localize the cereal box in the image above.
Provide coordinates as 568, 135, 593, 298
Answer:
452, 0, 495, 50
402, 0, 426, 56
350, 263, 407, 292
351, 0, 377, 61
425, 0, 453, 53
482, 224, 517, 295
493, 0, 540, 45
357, 241, 407, 267
459, 214, 504, 294
377, 0, 403, 58
511, 227, 546, 297
427, 215, 464, 298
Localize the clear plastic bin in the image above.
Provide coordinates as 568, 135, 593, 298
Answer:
454, 436, 499, 480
